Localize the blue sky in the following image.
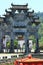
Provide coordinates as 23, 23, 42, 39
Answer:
0, 0, 43, 16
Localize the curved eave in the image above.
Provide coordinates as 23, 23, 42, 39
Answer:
34, 22, 40, 25
0, 17, 4, 22
5, 9, 12, 13
27, 15, 34, 18
27, 12, 34, 17
5, 11, 12, 13
9, 7, 29, 10
3, 13, 11, 17
11, 3, 28, 7
28, 11, 34, 14
29, 15, 34, 17
32, 21, 40, 25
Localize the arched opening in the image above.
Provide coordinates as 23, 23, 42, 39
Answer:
3, 35, 11, 53
29, 35, 36, 52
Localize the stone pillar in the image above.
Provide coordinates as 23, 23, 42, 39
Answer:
35, 32, 40, 53
0, 39, 3, 53
9, 39, 14, 53
0, 29, 4, 53
25, 32, 30, 55
9, 29, 14, 53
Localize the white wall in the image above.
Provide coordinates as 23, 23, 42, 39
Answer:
18, 40, 25, 48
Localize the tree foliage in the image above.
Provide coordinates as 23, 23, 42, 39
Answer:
14, 39, 18, 49
6, 41, 10, 49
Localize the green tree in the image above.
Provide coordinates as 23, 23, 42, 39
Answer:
6, 41, 10, 48
39, 37, 43, 46
29, 35, 36, 43
38, 23, 43, 36
14, 39, 18, 49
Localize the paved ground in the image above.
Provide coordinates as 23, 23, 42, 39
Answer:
0, 49, 43, 59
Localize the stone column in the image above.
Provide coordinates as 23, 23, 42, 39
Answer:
0, 39, 3, 53
9, 27, 14, 53
35, 32, 40, 53
0, 29, 4, 53
25, 32, 30, 55
9, 39, 14, 53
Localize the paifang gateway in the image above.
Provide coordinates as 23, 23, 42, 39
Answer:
0, 3, 40, 53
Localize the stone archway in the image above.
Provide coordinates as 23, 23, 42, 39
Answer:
3, 35, 11, 53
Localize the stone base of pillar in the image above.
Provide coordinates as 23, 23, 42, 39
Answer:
35, 48, 40, 53
0, 50, 3, 53
25, 49, 31, 55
